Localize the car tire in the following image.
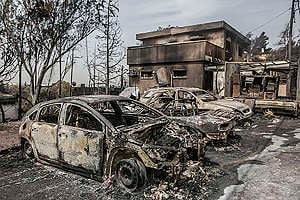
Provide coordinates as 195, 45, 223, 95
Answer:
22, 140, 34, 160
116, 158, 147, 192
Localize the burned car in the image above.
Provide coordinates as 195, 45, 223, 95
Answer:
19, 95, 207, 192
141, 87, 252, 120
173, 109, 236, 141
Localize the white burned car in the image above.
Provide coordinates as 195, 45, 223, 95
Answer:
20, 95, 208, 192
141, 87, 252, 120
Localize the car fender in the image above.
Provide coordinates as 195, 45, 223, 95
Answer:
20, 136, 40, 162
105, 147, 156, 177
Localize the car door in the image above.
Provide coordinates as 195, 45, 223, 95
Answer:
31, 103, 61, 160
57, 104, 105, 173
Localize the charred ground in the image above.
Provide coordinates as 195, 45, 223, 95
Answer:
0, 114, 299, 200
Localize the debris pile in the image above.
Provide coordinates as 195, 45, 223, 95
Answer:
143, 161, 224, 200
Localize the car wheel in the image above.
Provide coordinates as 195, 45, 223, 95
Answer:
116, 158, 147, 192
22, 140, 34, 159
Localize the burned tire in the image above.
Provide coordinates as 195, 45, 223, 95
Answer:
116, 158, 147, 192
22, 140, 34, 159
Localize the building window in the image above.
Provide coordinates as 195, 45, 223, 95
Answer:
239, 47, 243, 57
141, 71, 153, 79
173, 69, 187, 78
225, 40, 231, 53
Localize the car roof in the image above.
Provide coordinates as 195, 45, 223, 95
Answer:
37, 95, 131, 106
145, 87, 205, 93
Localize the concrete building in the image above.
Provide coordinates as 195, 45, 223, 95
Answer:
127, 21, 250, 94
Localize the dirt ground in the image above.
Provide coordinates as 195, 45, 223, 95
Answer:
0, 114, 299, 200
0, 121, 20, 151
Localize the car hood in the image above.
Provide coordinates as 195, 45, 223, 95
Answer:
119, 118, 201, 149
208, 99, 249, 111
173, 111, 234, 134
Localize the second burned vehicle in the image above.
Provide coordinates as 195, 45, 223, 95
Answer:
141, 87, 252, 120
19, 95, 210, 192
139, 87, 252, 141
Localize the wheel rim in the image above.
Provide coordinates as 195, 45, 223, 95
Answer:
117, 161, 139, 191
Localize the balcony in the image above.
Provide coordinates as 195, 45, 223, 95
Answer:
127, 40, 224, 65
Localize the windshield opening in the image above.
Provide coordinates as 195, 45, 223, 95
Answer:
89, 100, 163, 128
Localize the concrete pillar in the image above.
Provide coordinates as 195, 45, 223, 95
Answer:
224, 63, 240, 97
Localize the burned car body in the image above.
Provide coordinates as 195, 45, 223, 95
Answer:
140, 87, 242, 141
173, 109, 235, 141
19, 95, 207, 191
141, 87, 252, 120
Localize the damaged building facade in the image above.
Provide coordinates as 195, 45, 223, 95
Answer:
127, 21, 251, 94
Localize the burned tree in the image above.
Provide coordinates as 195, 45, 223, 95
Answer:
1, 0, 105, 104
90, 0, 125, 94
0, 39, 17, 83
270, 24, 300, 61
249, 32, 272, 56
0, 2, 18, 83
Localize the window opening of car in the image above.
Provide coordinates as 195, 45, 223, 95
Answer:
89, 100, 162, 128
65, 105, 103, 131
29, 111, 37, 120
178, 90, 194, 101
118, 100, 160, 117
143, 90, 156, 98
192, 90, 217, 102
38, 104, 61, 124
89, 101, 126, 127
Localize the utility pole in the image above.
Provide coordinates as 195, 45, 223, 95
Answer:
70, 48, 74, 96
93, 45, 96, 94
288, 0, 296, 61
120, 65, 124, 90
106, 0, 110, 95
297, 59, 300, 102
287, 0, 298, 97
85, 37, 90, 88
18, 62, 22, 119
59, 38, 62, 98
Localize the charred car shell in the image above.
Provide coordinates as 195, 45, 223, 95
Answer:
140, 87, 252, 120
19, 95, 207, 192
140, 87, 238, 140
174, 109, 236, 141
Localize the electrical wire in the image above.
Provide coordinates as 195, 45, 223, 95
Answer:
248, 8, 291, 34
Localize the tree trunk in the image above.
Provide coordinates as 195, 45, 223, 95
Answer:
0, 104, 6, 123
31, 67, 47, 105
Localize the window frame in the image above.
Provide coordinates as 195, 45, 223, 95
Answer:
173, 69, 187, 79
64, 104, 104, 132
37, 103, 62, 125
140, 70, 153, 79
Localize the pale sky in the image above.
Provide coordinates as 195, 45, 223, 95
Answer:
17, 0, 298, 86
119, 0, 294, 47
